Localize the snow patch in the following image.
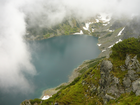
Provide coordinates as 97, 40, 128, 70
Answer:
102, 50, 106, 52
74, 30, 83, 34
108, 44, 114, 48
92, 28, 94, 32
107, 29, 114, 32
116, 39, 122, 44
83, 22, 93, 31
108, 39, 122, 48
117, 27, 125, 36
109, 30, 114, 32
95, 19, 99, 23
97, 44, 102, 46
42, 95, 52, 100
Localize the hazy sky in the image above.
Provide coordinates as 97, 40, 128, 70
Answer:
0, 0, 140, 93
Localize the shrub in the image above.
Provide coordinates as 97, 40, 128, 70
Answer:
110, 37, 140, 60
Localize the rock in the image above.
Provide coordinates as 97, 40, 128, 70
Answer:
135, 60, 140, 72
105, 94, 115, 100
21, 100, 31, 105
125, 54, 131, 66
103, 94, 115, 104
123, 77, 131, 88
135, 90, 140, 96
113, 77, 119, 85
54, 102, 59, 105
128, 70, 138, 81
125, 88, 132, 93
100, 78, 107, 89
126, 55, 140, 71
132, 78, 140, 96
90, 84, 97, 93
100, 60, 113, 73
82, 80, 86, 86
120, 65, 126, 71
107, 85, 119, 97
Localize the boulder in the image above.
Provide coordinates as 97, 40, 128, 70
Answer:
103, 94, 115, 105
123, 77, 131, 88
128, 70, 138, 81
125, 54, 131, 66
132, 78, 140, 96
100, 60, 113, 73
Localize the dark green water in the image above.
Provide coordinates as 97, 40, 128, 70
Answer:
0, 35, 100, 105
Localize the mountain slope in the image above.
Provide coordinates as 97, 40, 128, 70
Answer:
21, 38, 140, 105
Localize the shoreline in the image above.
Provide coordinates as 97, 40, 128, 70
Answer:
40, 63, 81, 99
40, 59, 97, 99
37, 33, 104, 99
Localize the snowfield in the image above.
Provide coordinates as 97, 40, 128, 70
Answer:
117, 27, 125, 36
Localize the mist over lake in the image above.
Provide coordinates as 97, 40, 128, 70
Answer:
0, 35, 100, 105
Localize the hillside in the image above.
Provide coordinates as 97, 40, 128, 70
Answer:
25, 14, 140, 58
21, 38, 140, 105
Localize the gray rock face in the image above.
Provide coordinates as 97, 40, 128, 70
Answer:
99, 60, 118, 103
123, 77, 131, 88
125, 54, 131, 66
107, 85, 119, 96
98, 55, 140, 104
100, 60, 113, 73
113, 77, 119, 85
90, 84, 97, 92
128, 70, 138, 81
100, 60, 113, 90
126, 55, 140, 71
132, 78, 140, 96
103, 94, 115, 105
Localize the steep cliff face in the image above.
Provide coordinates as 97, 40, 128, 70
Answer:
21, 38, 140, 105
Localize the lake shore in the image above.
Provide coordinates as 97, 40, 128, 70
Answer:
40, 58, 97, 99
38, 34, 106, 100
40, 66, 80, 99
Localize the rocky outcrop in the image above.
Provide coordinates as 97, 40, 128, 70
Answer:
132, 78, 140, 96
20, 100, 31, 105
98, 54, 140, 104
99, 60, 118, 104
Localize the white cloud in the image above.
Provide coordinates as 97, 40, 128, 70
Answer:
0, 0, 36, 93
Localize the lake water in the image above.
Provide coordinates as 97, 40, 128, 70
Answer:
0, 35, 100, 105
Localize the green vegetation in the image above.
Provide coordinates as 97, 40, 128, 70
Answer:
112, 27, 124, 36
107, 92, 140, 105
30, 99, 42, 105
111, 37, 140, 60
102, 32, 113, 38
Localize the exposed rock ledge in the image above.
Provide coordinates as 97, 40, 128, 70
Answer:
98, 54, 140, 104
